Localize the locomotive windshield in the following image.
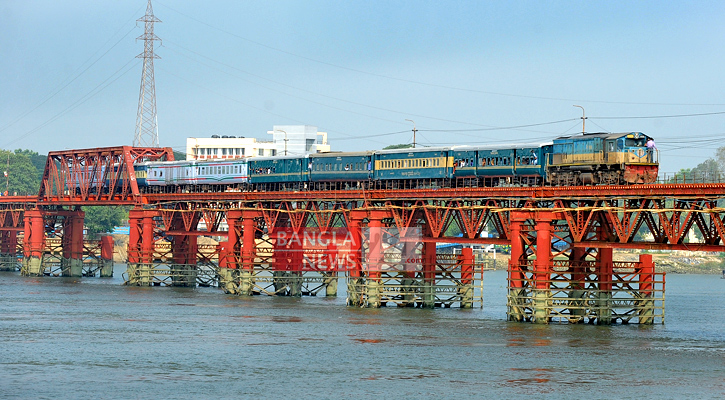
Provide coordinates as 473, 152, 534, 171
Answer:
625, 137, 646, 147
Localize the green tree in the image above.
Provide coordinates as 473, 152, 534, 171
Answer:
383, 144, 414, 150
83, 206, 129, 236
0, 150, 40, 195
173, 150, 186, 161
14, 149, 47, 183
667, 158, 723, 183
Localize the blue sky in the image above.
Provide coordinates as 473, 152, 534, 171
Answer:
1, 0, 724, 173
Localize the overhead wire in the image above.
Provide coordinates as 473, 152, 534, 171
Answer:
1, 59, 140, 148
0, 6, 143, 135
155, 1, 725, 107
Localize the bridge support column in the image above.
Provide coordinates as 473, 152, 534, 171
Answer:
532, 218, 552, 324
0, 230, 19, 271
126, 208, 156, 286
568, 247, 587, 322
99, 235, 114, 277
507, 217, 526, 321
171, 235, 197, 287
239, 211, 258, 296
365, 216, 383, 308
399, 239, 417, 307
421, 225, 437, 309
61, 210, 84, 277
638, 254, 655, 324
459, 247, 474, 309
323, 235, 338, 297
217, 241, 238, 294
596, 247, 614, 325
21, 209, 45, 276
220, 211, 242, 295
287, 233, 303, 297
346, 216, 364, 306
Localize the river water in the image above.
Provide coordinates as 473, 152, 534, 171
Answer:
1, 267, 723, 399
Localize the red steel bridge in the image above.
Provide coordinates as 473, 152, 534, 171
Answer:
3, 146, 724, 324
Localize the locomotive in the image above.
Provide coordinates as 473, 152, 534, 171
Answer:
132, 131, 658, 193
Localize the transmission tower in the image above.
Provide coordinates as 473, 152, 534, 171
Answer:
133, 0, 161, 147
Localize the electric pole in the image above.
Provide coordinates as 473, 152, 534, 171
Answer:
406, 119, 417, 148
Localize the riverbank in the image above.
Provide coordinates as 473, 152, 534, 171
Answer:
479, 250, 724, 274
111, 235, 723, 274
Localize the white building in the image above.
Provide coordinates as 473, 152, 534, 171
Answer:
267, 125, 330, 156
186, 125, 329, 160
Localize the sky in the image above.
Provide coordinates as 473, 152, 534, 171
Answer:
1, 0, 725, 173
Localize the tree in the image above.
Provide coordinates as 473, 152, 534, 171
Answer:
14, 149, 47, 183
0, 150, 40, 196
83, 206, 129, 236
383, 144, 414, 150
173, 150, 186, 161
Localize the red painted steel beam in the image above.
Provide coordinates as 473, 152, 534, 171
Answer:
575, 241, 725, 252
140, 183, 725, 203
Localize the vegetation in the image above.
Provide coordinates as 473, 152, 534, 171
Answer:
383, 144, 414, 150
666, 151, 725, 183
0, 149, 42, 196
83, 206, 129, 236
173, 150, 186, 161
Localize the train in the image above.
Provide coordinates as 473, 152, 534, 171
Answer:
131, 131, 658, 193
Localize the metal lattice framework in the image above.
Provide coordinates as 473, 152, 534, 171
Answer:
133, 0, 161, 148
37, 146, 173, 204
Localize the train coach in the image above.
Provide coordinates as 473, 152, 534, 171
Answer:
136, 159, 249, 192
373, 147, 453, 189
119, 130, 658, 193
309, 151, 373, 190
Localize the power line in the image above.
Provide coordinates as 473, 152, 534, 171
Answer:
155, 1, 725, 107
0, 23, 139, 135
164, 41, 511, 129
591, 111, 725, 120
2, 59, 140, 148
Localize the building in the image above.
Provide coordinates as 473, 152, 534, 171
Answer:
186, 125, 329, 160
267, 125, 330, 156
186, 136, 277, 160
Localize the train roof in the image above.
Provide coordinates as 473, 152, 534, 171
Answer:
450, 142, 553, 151
555, 132, 652, 141
249, 155, 308, 162
310, 151, 374, 158
375, 146, 452, 154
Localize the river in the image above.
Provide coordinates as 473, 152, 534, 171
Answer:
1, 267, 723, 399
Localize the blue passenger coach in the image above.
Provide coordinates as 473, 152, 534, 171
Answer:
373, 148, 452, 187
248, 156, 308, 189
309, 152, 373, 189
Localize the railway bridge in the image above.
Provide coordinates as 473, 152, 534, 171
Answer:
2, 146, 724, 324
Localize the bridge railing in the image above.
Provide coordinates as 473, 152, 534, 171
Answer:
657, 171, 725, 184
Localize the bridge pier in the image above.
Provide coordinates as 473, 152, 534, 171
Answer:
532, 218, 553, 323
346, 217, 365, 306
421, 226, 437, 309
595, 247, 614, 325
365, 215, 383, 308
567, 247, 588, 322
507, 215, 527, 321
99, 235, 114, 277
637, 254, 656, 325
126, 208, 156, 286
0, 230, 19, 271
459, 247, 475, 309
21, 209, 45, 276
506, 210, 664, 324
61, 210, 84, 277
